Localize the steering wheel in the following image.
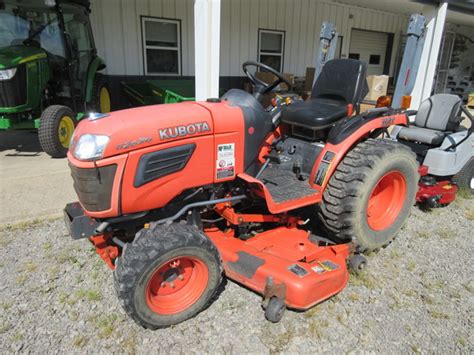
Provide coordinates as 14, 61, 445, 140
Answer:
242, 61, 292, 97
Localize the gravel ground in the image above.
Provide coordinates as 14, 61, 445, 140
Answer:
0, 198, 473, 354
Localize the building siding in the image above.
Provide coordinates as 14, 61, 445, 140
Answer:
90, 0, 411, 77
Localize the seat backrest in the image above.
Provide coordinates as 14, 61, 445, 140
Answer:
415, 94, 462, 131
311, 59, 368, 105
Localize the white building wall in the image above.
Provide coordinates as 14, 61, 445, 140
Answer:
90, 0, 409, 77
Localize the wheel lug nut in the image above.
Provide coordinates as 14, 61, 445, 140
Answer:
161, 282, 166, 287
169, 282, 175, 288
178, 275, 184, 281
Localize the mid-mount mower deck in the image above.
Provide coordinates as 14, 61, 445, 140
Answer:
63, 58, 426, 328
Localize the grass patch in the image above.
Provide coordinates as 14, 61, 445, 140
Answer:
72, 335, 88, 348
390, 249, 401, 259
464, 209, 474, 221
462, 283, 473, 293
57, 251, 79, 265
456, 188, 472, 200
428, 309, 449, 319
75, 288, 102, 302
407, 260, 416, 272
436, 227, 454, 239
42, 242, 53, 251
416, 230, 430, 239
348, 293, 360, 302
422, 280, 445, 290
303, 305, 320, 319
16, 273, 28, 285
308, 319, 329, 339
0, 215, 61, 232
48, 266, 60, 280
402, 288, 417, 297
0, 321, 12, 334
0, 302, 11, 310
92, 314, 122, 338
349, 272, 378, 290
24, 261, 38, 272
119, 333, 137, 353
10, 331, 23, 342
458, 337, 467, 347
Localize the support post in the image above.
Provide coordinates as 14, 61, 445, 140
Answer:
194, 0, 221, 101
313, 22, 338, 86
410, 2, 448, 109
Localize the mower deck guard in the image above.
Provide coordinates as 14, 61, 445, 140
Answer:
206, 226, 350, 309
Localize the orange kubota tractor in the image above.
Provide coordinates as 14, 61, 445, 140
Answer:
64, 59, 419, 328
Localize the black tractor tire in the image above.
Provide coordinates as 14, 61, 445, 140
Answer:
317, 138, 419, 253
114, 223, 223, 329
88, 74, 111, 113
452, 157, 474, 195
264, 297, 286, 323
38, 105, 76, 158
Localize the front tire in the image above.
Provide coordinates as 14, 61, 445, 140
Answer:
38, 105, 76, 158
114, 223, 222, 329
452, 157, 474, 195
318, 139, 418, 253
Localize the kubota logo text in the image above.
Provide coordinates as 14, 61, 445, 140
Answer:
159, 122, 211, 140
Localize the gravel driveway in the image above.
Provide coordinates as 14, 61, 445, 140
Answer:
0, 197, 473, 354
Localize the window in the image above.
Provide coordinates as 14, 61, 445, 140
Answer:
348, 53, 360, 60
141, 17, 181, 75
258, 29, 285, 72
369, 54, 381, 65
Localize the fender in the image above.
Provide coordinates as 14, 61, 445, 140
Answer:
310, 113, 409, 190
85, 56, 106, 103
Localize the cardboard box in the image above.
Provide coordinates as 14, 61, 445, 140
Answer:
255, 71, 294, 91
468, 93, 474, 108
364, 75, 389, 101
360, 103, 375, 113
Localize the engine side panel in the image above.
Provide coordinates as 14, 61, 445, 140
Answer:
121, 135, 215, 214
197, 100, 246, 182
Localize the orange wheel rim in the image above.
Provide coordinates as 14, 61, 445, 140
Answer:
145, 256, 209, 315
367, 171, 407, 231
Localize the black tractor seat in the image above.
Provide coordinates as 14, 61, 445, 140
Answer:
395, 94, 462, 146
282, 59, 368, 132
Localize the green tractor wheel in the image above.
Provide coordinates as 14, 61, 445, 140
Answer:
38, 105, 76, 158
89, 74, 111, 113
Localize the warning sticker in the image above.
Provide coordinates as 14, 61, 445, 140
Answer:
311, 260, 340, 274
216, 143, 235, 179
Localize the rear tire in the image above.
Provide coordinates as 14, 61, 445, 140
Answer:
88, 74, 111, 113
452, 157, 474, 195
114, 223, 222, 329
38, 105, 76, 158
318, 139, 418, 253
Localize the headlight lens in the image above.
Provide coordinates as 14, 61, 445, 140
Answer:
0, 68, 17, 80
73, 134, 110, 161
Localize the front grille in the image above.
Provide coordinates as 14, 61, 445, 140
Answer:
0, 64, 27, 107
69, 163, 117, 212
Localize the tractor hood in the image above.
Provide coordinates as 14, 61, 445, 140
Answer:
0, 45, 47, 69
71, 102, 215, 159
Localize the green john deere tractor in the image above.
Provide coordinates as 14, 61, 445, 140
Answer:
0, 0, 110, 157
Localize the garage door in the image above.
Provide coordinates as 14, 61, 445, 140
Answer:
349, 29, 388, 76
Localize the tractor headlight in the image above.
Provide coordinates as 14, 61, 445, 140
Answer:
0, 68, 17, 81
73, 134, 110, 161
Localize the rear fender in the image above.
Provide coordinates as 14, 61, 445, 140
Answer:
85, 56, 106, 103
310, 113, 409, 190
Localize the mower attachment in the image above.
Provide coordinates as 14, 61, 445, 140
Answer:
63, 202, 100, 240
206, 226, 351, 310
